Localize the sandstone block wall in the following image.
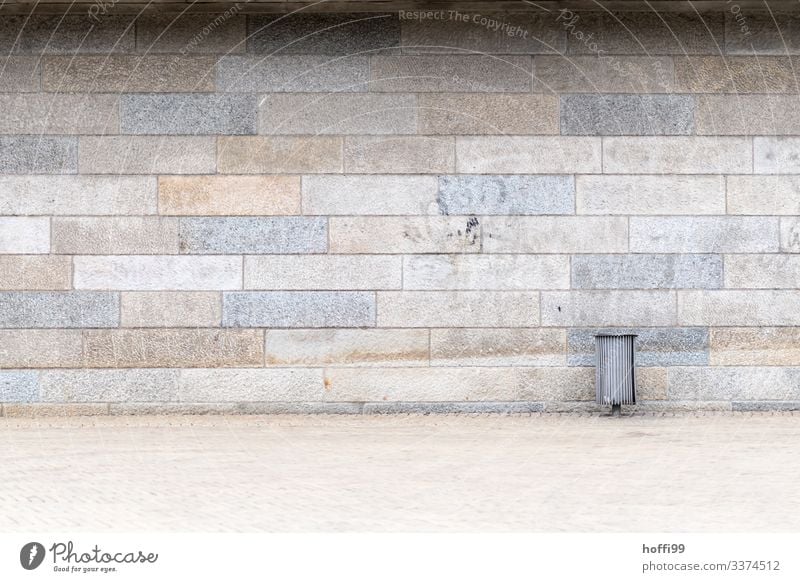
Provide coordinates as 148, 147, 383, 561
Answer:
1, 7, 799, 415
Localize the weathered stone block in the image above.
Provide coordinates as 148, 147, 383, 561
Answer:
482, 217, 627, 253
403, 255, 569, 290
456, 136, 601, 173
329, 217, 481, 254
0, 292, 119, 328
561, 94, 694, 135
0, 371, 38, 403
431, 328, 566, 367
40, 369, 179, 402
754, 138, 800, 173
223, 292, 376, 328
577, 175, 724, 215
74, 256, 241, 291
159, 176, 301, 216
344, 136, 454, 174
603, 137, 752, 174
79, 136, 216, 175
712, 328, 800, 366
571, 254, 723, 289
725, 11, 800, 55
52, 217, 179, 254
0, 137, 76, 174
261, 93, 416, 135
725, 255, 800, 289
0, 94, 119, 134
630, 217, 779, 253
679, 290, 800, 326
216, 56, 368, 92
376, 291, 539, 327
726, 176, 800, 214
0, 176, 156, 216
178, 369, 325, 402
567, 328, 709, 366
534, 56, 673, 92
179, 217, 327, 254
0, 330, 82, 368
696, 95, 800, 135
121, 292, 221, 328
0, 15, 135, 54
0, 57, 40, 91
244, 256, 401, 290
0, 256, 71, 290
120, 94, 257, 135
217, 136, 342, 173
136, 14, 246, 54
437, 175, 573, 215
370, 55, 532, 92
541, 291, 677, 327
83, 329, 264, 368
675, 56, 800, 93
517, 367, 594, 401
418, 94, 558, 135
668, 367, 800, 400
265, 329, 429, 367
781, 217, 800, 253
302, 175, 438, 215
0, 218, 49, 254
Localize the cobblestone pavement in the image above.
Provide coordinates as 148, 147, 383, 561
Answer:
1, 413, 799, 532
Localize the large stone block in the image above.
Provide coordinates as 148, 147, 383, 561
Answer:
696, 95, 800, 135
329, 216, 481, 253
376, 291, 539, 327
0, 330, 82, 368
517, 367, 595, 401
437, 175, 573, 215
0, 57, 40, 91
403, 255, 569, 290
567, 328, 709, 366
179, 217, 327, 254
456, 136, 601, 173
630, 217, 779, 253
0, 94, 118, 134
223, 292, 376, 328
725, 11, 800, 55
0, 15, 135, 54
178, 369, 325, 402
370, 55, 532, 92
561, 95, 694, 136
0, 256, 71, 290
244, 256, 401, 290
678, 290, 800, 326
0, 137, 77, 174
431, 328, 566, 367
577, 175, 724, 215
74, 256, 241, 291
120, 94, 257, 135
344, 136, 454, 174
727, 176, 800, 214
217, 136, 342, 173
302, 175, 438, 215
534, 56, 673, 92
725, 255, 800, 289
571, 254, 723, 289
603, 137, 752, 174
0, 292, 119, 328
0, 371, 38, 403
754, 138, 800, 173
0, 176, 156, 216
136, 14, 246, 54
121, 292, 221, 328
418, 94, 558, 135
675, 56, 800, 93
265, 329, 429, 367
83, 329, 264, 368
78, 136, 216, 175
711, 328, 800, 366
540, 291, 677, 327
42, 56, 216, 92
248, 13, 399, 54
482, 217, 627, 253
216, 56, 368, 92
781, 217, 800, 253
40, 369, 179, 402
260, 93, 416, 135
159, 176, 301, 216
52, 217, 179, 254
668, 367, 800, 400
0, 218, 49, 254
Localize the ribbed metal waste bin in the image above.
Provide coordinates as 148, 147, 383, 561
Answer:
595, 334, 637, 415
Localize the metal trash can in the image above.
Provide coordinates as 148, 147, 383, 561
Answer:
595, 334, 637, 415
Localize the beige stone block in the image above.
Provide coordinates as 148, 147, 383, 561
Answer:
418, 94, 558, 135
0, 94, 118, 134
159, 176, 300, 216
696, 95, 800, 135
217, 137, 342, 174
711, 328, 800, 366
482, 217, 628, 253
403, 255, 569, 290
52, 217, 179, 254
0, 256, 71, 290
178, 369, 324, 402
679, 290, 800, 326
0, 57, 40, 92
456, 136, 601, 173
431, 328, 566, 367
329, 216, 481, 254
0, 330, 82, 368
244, 255, 401, 290
302, 175, 439, 215
675, 56, 800, 93
78, 136, 216, 175
120, 292, 221, 328
535, 56, 673, 93
344, 136, 454, 174
725, 255, 800, 289
541, 291, 677, 327
603, 137, 752, 174
377, 291, 539, 327
727, 176, 800, 215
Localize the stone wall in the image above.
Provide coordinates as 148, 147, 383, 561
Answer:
1, 7, 799, 415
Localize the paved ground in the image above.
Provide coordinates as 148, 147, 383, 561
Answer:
1, 413, 799, 532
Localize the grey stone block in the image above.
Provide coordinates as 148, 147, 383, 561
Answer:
248, 13, 400, 54
0, 94, 119, 135
179, 217, 327, 254
0, 15, 135, 54
120, 94, 257, 135
363, 402, 544, 414
136, 14, 246, 54
216, 56, 368, 92
40, 369, 179, 403
630, 217, 779, 253
567, 328, 710, 367
0, 137, 76, 174
437, 175, 573, 215
571, 254, 723, 289
223, 292, 376, 328
561, 95, 694, 136
0, 292, 119, 328
0, 57, 40, 91
732, 401, 800, 412
669, 367, 800, 401
0, 371, 38, 403
178, 369, 323, 402
725, 11, 800, 55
